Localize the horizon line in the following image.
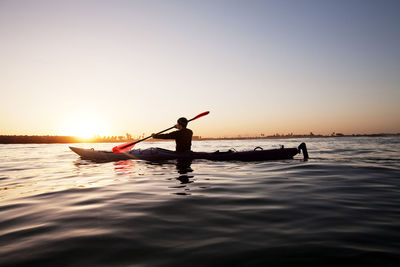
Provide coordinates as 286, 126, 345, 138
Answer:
0, 132, 399, 145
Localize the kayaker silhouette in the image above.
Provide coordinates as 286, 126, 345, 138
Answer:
152, 117, 193, 152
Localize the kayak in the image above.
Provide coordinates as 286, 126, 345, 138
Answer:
69, 142, 308, 162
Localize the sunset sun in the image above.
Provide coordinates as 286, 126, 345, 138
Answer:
71, 123, 97, 139
60, 114, 106, 139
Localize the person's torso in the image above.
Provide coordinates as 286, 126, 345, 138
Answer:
175, 128, 193, 152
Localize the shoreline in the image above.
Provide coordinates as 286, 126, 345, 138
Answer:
0, 133, 399, 144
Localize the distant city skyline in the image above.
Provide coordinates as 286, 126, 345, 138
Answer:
1, 0, 399, 138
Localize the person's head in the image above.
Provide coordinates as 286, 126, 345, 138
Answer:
176, 117, 188, 129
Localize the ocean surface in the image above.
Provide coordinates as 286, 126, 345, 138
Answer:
1, 137, 399, 266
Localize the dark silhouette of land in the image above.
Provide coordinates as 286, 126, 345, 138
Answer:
0, 135, 82, 144
0, 133, 398, 144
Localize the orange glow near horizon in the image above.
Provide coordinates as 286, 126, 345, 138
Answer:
59, 114, 108, 139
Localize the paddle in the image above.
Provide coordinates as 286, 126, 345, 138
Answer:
112, 111, 210, 153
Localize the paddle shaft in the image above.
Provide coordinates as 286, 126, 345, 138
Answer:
119, 125, 174, 150
114, 111, 209, 152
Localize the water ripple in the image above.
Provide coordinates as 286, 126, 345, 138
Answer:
1, 138, 400, 266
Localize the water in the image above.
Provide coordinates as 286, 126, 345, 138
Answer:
1, 137, 399, 266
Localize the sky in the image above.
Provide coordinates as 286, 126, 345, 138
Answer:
1, 0, 399, 138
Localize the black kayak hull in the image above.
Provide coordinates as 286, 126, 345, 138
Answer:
70, 143, 308, 162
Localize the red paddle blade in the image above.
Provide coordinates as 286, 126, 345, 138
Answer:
112, 143, 135, 153
191, 111, 209, 121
